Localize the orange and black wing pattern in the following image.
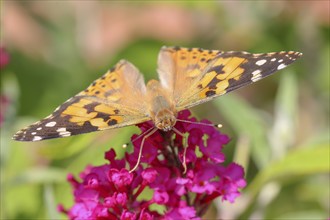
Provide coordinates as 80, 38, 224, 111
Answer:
13, 46, 302, 141
13, 60, 150, 141
158, 47, 302, 110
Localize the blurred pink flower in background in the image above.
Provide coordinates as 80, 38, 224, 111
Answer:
0, 47, 10, 126
0, 47, 10, 69
2, 1, 215, 66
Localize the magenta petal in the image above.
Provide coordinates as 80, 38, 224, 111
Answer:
59, 109, 246, 219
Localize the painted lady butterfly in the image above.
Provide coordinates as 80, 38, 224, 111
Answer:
13, 46, 302, 141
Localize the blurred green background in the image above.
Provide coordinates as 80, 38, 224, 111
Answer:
1, 1, 329, 219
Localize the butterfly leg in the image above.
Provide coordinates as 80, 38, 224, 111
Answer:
129, 127, 158, 173
172, 127, 188, 174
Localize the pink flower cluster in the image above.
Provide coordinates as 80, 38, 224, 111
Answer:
0, 47, 10, 126
59, 110, 246, 219
0, 47, 10, 69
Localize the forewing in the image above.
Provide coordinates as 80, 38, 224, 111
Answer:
157, 46, 222, 103
13, 60, 150, 141
174, 50, 302, 110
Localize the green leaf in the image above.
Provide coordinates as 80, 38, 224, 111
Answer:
44, 184, 61, 220
40, 133, 96, 160
66, 126, 137, 172
246, 144, 329, 198
268, 72, 299, 159
215, 95, 270, 168
10, 167, 67, 185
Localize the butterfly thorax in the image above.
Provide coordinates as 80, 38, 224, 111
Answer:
146, 80, 177, 131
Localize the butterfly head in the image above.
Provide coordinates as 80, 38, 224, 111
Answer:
154, 109, 177, 132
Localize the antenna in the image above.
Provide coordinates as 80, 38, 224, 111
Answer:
122, 126, 155, 148
172, 127, 188, 174
176, 119, 222, 128
129, 127, 158, 173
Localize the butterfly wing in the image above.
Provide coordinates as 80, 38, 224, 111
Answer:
157, 46, 223, 104
13, 60, 150, 141
157, 47, 302, 110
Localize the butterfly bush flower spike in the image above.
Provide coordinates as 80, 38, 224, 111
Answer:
59, 110, 246, 219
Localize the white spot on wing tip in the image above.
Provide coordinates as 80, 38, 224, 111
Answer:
33, 136, 42, 141
256, 59, 267, 66
251, 70, 261, 76
251, 70, 262, 82
45, 121, 57, 127
57, 127, 66, 132
59, 131, 71, 137
56, 127, 71, 137
251, 75, 262, 82
277, 63, 287, 70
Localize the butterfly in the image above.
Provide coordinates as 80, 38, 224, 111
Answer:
13, 46, 302, 142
